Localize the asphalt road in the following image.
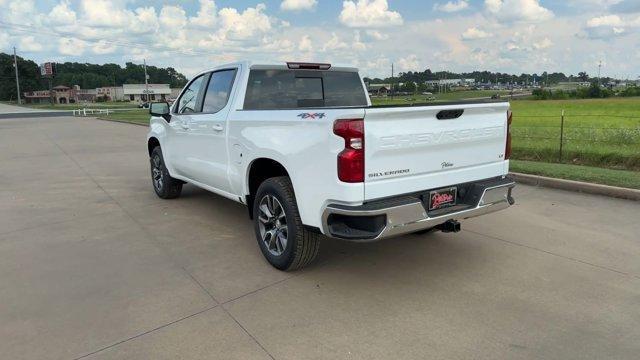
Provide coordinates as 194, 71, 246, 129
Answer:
2, 116, 639, 360
0, 103, 71, 119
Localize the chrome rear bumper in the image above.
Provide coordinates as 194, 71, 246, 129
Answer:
322, 177, 515, 241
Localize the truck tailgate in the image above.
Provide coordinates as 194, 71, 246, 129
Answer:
363, 102, 510, 200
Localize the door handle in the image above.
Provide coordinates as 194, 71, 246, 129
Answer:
212, 124, 224, 131
181, 121, 190, 130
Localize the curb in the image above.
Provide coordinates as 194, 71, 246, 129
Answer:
510, 172, 640, 201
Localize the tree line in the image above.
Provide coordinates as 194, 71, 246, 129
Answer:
0, 52, 188, 101
364, 68, 604, 86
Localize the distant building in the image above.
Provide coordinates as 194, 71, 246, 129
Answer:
96, 87, 124, 101
76, 87, 97, 102
23, 85, 78, 104
367, 84, 390, 96
22, 90, 50, 104
425, 79, 475, 86
170, 88, 182, 100
24, 83, 173, 104
557, 81, 591, 87
123, 84, 171, 102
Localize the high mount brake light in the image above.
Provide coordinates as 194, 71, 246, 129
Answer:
286, 62, 331, 70
505, 110, 512, 160
333, 119, 364, 183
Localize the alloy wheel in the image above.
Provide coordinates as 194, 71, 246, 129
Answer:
257, 194, 288, 256
151, 155, 164, 192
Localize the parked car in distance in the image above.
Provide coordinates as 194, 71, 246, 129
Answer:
147, 61, 515, 270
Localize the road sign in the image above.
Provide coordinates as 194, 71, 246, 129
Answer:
40, 62, 56, 77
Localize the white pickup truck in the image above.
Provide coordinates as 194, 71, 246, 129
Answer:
147, 61, 515, 270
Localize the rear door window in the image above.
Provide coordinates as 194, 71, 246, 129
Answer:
243, 70, 367, 110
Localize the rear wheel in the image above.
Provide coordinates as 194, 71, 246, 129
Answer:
150, 146, 182, 199
253, 176, 320, 271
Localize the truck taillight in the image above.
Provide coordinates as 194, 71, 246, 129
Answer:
333, 119, 364, 183
505, 110, 512, 160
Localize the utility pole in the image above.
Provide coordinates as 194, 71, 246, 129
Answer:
390, 62, 394, 99
597, 61, 602, 87
13, 47, 21, 105
546, 72, 549, 87
143, 59, 149, 102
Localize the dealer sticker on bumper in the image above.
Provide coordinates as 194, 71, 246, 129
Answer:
428, 187, 457, 211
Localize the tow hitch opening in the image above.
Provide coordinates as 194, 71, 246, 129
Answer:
435, 220, 461, 233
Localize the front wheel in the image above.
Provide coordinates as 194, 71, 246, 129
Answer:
150, 146, 183, 199
253, 177, 320, 271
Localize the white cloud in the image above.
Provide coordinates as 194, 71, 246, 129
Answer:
280, 0, 317, 11
131, 7, 159, 34
484, 0, 553, 23
159, 5, 188, 29
352, 31, 367, 51
6, 0, 36, 24
586, 15, 624, 27
397, 54, 420, 71
366, 30, 389, 40
49, 1, 76, 24
339, 0, 403, 28
583, 14, 638, 39
58, 37, 85, 56
461, 27, 491, 40
299, 35, 313, 51
0, 32, 9, 50
19, 36, 42, 51
80, 0, 131, 27
261, 36, 294, 52
190, 0, 217, 28
92, 40, 117, 54
323, 33, 348, 51
217, 4, 271, 40
9, 0, 34, 15
434, 1, 469, 13
533, 37, 553, 49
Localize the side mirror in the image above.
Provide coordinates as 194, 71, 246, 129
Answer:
150, 102, 171, 122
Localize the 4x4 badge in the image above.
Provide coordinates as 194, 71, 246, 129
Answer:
297, 112, 325, 119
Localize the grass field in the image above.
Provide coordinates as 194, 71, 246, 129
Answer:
98, 109, 150, 125
509, 98, 640, 170
510, 160, 640, 189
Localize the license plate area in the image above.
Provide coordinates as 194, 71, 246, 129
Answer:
427, 187, 457, 211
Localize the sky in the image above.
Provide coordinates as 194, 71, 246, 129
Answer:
0, 0, 639, 79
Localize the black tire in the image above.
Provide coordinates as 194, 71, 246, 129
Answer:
253, 176, 320, 271
150, 146, 183, 199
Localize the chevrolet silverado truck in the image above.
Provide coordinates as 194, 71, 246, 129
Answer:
147, 61, 515, 270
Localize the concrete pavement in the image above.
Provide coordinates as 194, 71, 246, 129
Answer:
1, 116, 639, 359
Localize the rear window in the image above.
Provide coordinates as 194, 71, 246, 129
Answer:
243, 69, 368, 110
